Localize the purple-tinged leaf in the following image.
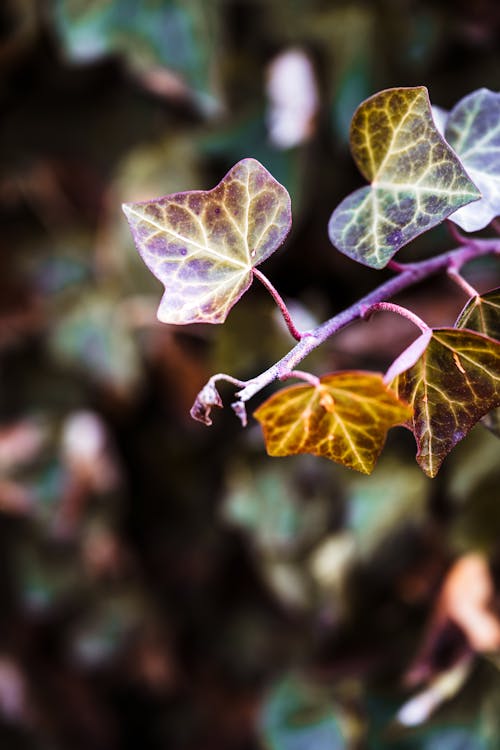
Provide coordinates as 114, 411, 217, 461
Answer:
123, 158, 291, 324
328, 87, 480, 269
442, 89, 500, 231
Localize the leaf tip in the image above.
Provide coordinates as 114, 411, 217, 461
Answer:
121, 202, 133, 219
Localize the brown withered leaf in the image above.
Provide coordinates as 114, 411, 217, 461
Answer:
253, 372, 411, 474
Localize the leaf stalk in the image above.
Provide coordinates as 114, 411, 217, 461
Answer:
252, 268, 303, 341
361, 302, 430, 333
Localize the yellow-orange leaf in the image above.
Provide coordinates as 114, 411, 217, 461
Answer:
253, 372, 412, 474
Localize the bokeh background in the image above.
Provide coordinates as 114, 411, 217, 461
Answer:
1, 1, 500, 748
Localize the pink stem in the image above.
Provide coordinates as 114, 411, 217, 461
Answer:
447, 267, 479, 298
387, 259, 408, 273
279, 370, 321, 387
361, 301, 430, 333
252, 268, 303, 341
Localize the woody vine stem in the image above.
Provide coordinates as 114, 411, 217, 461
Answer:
192, 235, 500, 426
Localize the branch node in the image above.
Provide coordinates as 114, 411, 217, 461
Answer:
447, 266, 479, 298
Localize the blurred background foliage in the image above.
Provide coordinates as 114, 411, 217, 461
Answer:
1, 0, 500, 748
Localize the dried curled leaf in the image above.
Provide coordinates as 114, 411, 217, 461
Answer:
328, 87, 480, 269
189, 381, 223, 426
253, 372, 411, 474
441, 89, 500, 232
122, 158, 291, 324
391, 329, 500, 477
455, 287, 500, 436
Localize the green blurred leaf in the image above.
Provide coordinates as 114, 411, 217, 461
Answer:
49, 290, 142, 395
52, 0, 216, 99
347, 458, 428, 555
328, 87, 480, 268
259, 676, 345, 750
222, 462, 332, 556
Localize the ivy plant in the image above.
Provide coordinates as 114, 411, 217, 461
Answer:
123, 86, 500, 478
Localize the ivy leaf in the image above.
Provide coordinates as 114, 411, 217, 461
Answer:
253, 372, 411, 475
441, 89, 500, 232
328, 87, 480, 269
122, 158, 291, 324
455, 288, 500, 436
456, 287, 500, 340
390, 329, 500, 477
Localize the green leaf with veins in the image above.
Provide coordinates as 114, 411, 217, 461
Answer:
455, 288, 500, 436
441, 89, 500, 232
456, 288, 500, 341
122, 158, 291, 324
328, 87, 480, 269
391, 329, 500, 477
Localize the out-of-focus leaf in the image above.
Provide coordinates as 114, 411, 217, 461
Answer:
405, 553, 500, 699
123, 158, 292, 324
455, 288, 500, 436
51, 0, 216, 102
328, 87, 480, 269
266, 48, 319, 149
446, 426, 500, 554
49, 290, 142, 396
254, 372, 411, 474
441, 90, 500, 232
437, 555, 500, 652
391, 329, 500, 477
419, 727, 487, 750
259, 676, 345, 750
221, 462, 332, 555
347, 458, 428, 555
398, 659, 472, 728
319, 6, 374, 143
